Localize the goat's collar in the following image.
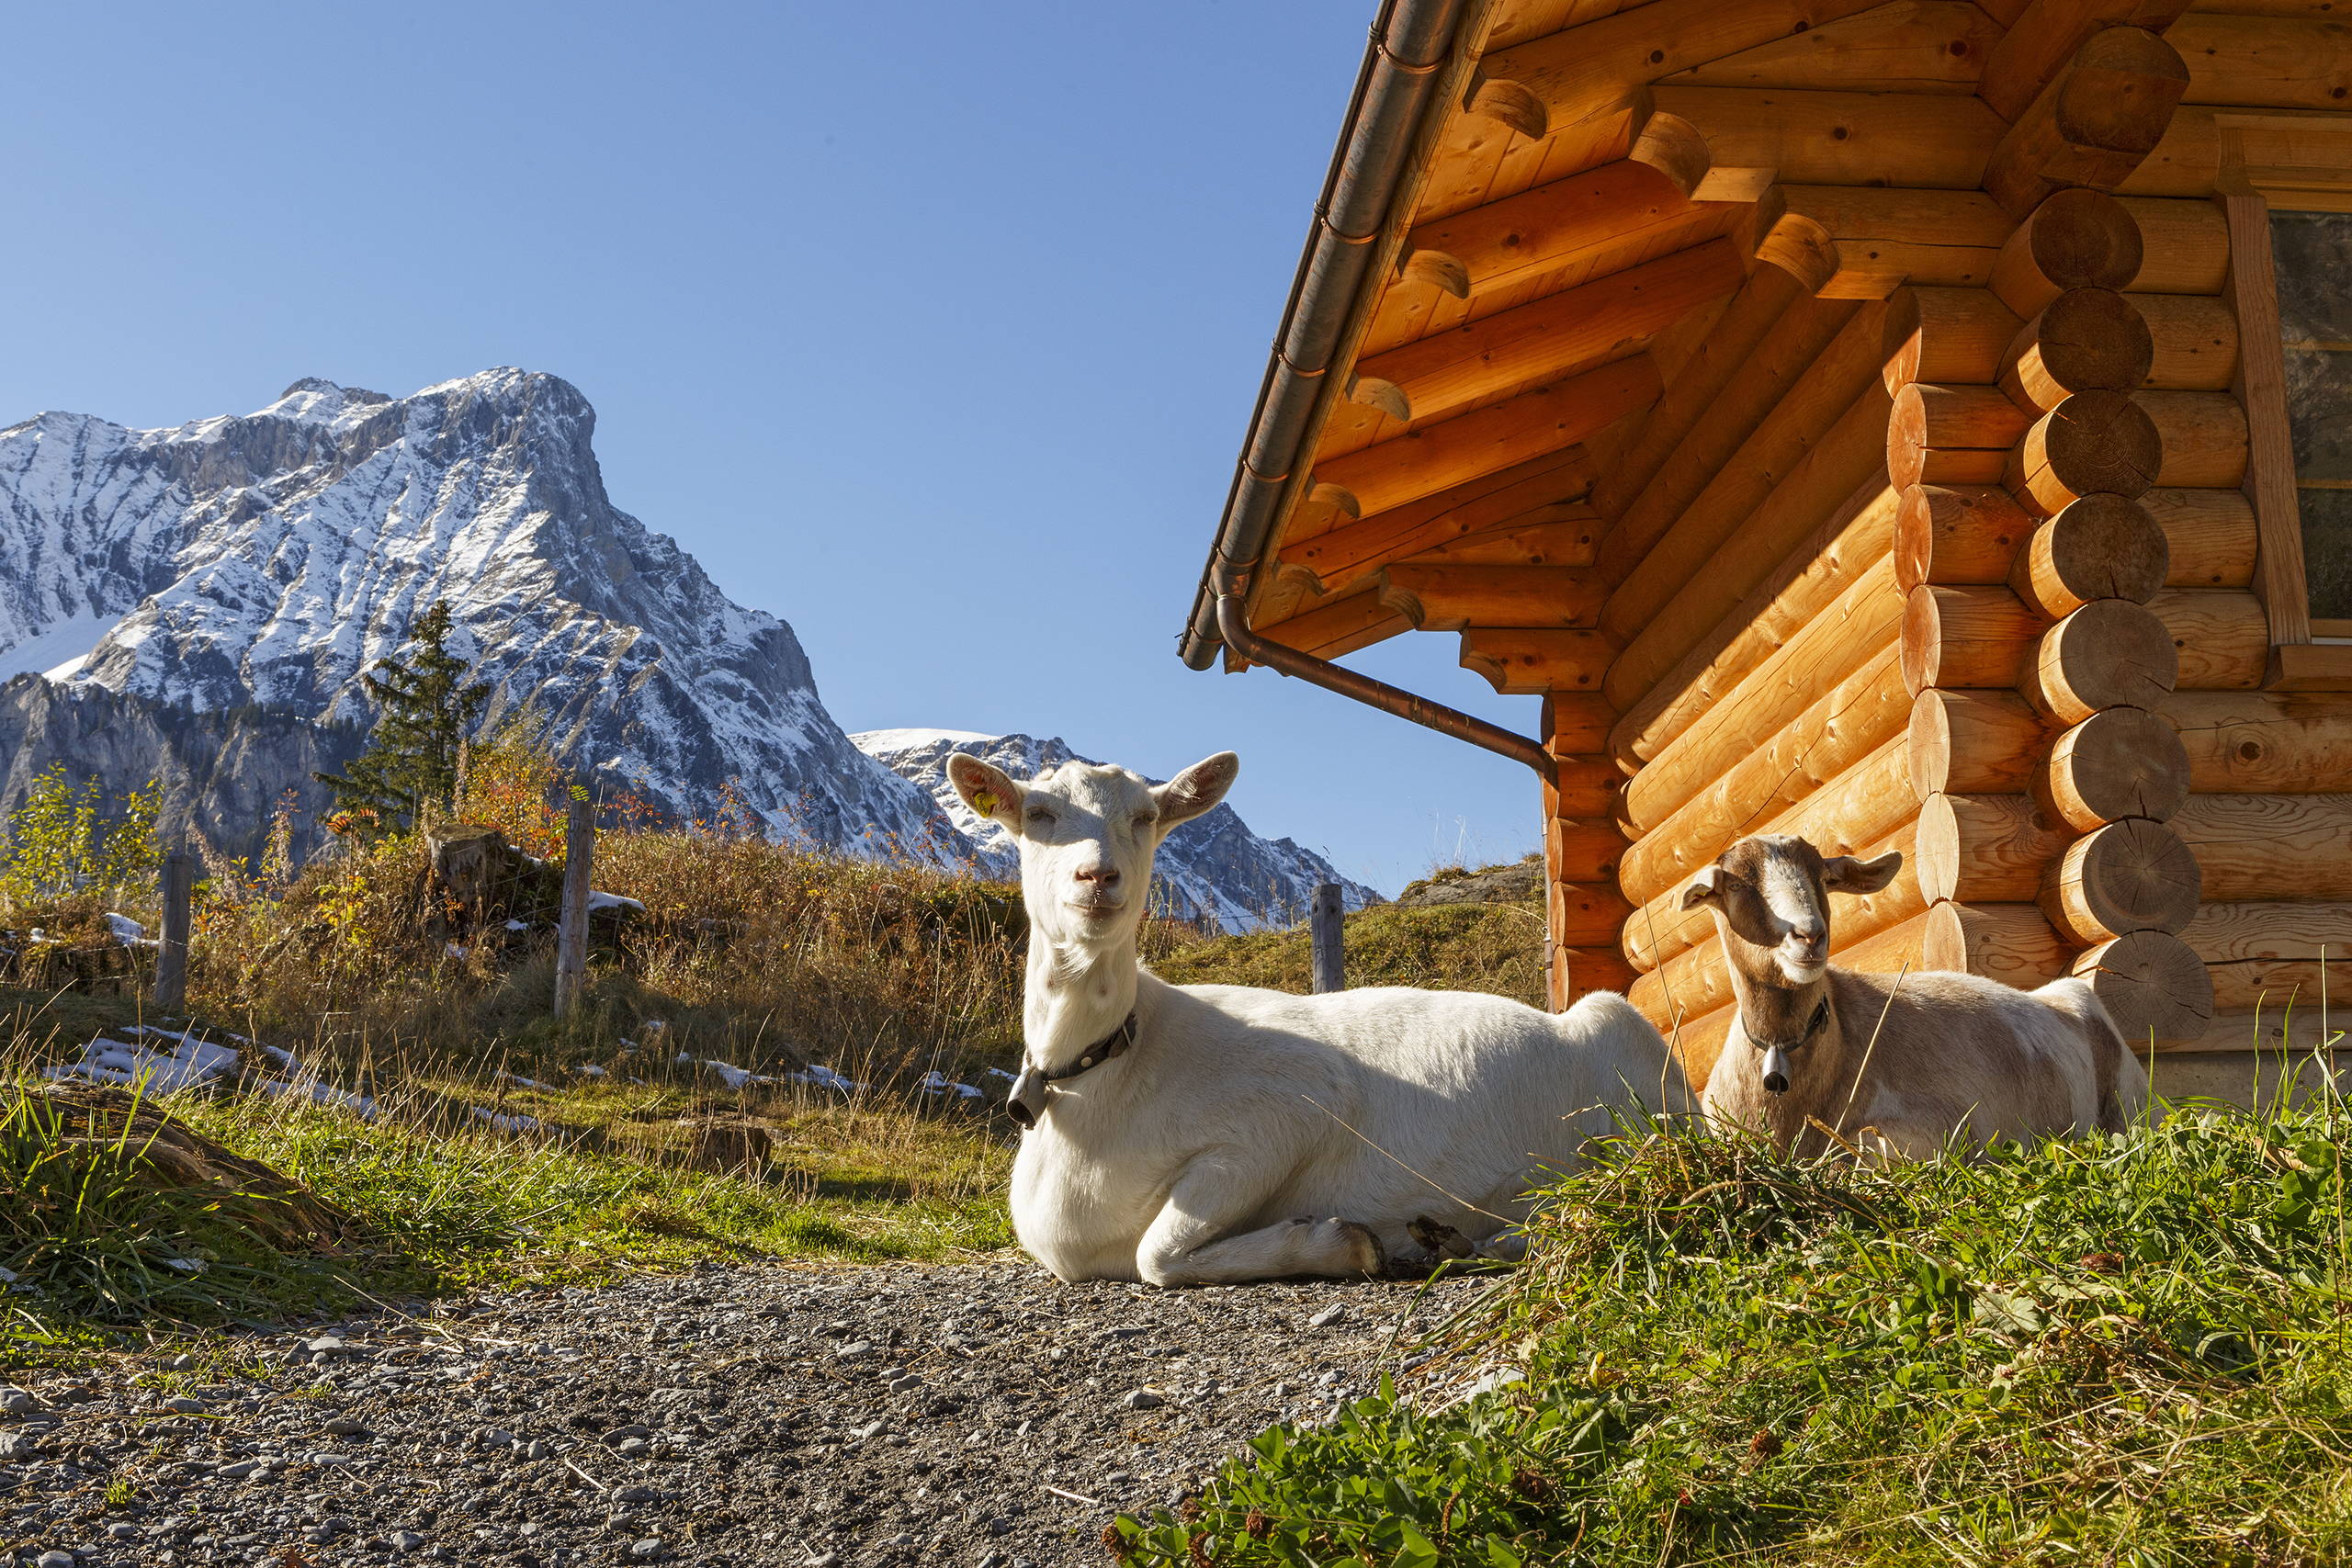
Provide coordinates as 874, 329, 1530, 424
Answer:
1006, 1012, 1138, 1129
1747, 998, 1832, 1054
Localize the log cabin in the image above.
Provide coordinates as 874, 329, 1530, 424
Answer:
1178, 0, 2352, 1106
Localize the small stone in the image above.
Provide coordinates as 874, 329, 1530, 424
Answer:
106, 1523, 140, 1540
323, 1416, 370, 1437
216, 1460, 260, 1479
616, 1438, 653, 1459
163, 1395, 208, 1415
1123, 1389, 1163, 1411
301, 1336, 349, 1356
523, 1439, 549, 1460
1306, 1305, 1346, 1328
834, 1342, 874, 1361
978, 1553, 1005, 1568
629, 1540, 665, 1560
604, 1425, 652, 1443
806, 1555, 840, 1568
36, 1552, 74, 1568
390, 1531, 426, 1551
615, 1485, 660, 1504
0, 1387, 38, 1414
0, 1431, 38, 1460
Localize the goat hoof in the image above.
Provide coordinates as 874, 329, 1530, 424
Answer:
1408, 1214, 1476, 1260
1330, 1219, 1383, 1276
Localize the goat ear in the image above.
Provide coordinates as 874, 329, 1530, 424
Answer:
1823, 849, 1903, 896
945, 753, 1024, 829
1679, 864, 1724, 912
1153, 751, 1239, 829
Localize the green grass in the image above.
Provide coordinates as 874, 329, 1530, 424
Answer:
1113, 1087, 2352, 1567
0, 1044, 1013, 1369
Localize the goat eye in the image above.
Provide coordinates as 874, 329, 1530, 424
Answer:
1133, 814, 1156, 829
1025, 807, 1054, 824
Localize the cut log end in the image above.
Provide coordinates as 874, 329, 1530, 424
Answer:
2043, 705, 2191, 832
1467, 76, 1549, 141
2074, 929, 2214, 1045
2026, 597, 2179, 727
1400, 249, 1471, 301
2011, 493, 2169, 617
2043, 818, 2203, 945
2011, 389, 2163, 515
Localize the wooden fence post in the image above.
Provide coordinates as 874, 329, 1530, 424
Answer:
1309, 882, 1345, 994
153, 850, 195, 1014
553, 794, 593, 1018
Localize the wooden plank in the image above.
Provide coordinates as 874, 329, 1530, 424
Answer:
1462, 628, 1617, 694
1650, 86, 2007, 198
1306, 361, 1638, 520
1600, 297, 1873, 586
1277, 453, 1594, 594
1659, 0, 2000, 93
2187, 900, 2352, 1010
2174, 791, 2352, 899
2164, 689, 2352, 790
2170, 12, 2352, 109
1255, 591, 1412, 660
2223, 191, 2312, 646
1376, 563, 1608, 629
1355, 240, 1746, 426
1758, 186, 2015, 297
1470, 0, 1888, 141
1589, 265, 1805, 520
1400, 159, 1697, 301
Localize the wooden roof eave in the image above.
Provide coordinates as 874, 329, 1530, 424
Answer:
1178, 0, 1497, 674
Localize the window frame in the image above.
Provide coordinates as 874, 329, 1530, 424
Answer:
2215, 113, 2352, 684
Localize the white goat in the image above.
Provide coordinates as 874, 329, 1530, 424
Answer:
946, 748, 1683, 1286
1685, 834, 2148, 1159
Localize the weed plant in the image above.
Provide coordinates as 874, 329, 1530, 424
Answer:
1114, 1076, 2352, 1566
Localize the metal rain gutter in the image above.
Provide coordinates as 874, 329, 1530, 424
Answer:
1176, 0, 1553, 780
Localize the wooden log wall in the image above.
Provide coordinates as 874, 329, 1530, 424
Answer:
1607, 180, 2268, 1083
1888, 186, 2225, 1050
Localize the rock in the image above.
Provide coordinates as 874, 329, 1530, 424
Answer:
390, 1531, 426, 1551
35, 1551, 74, 1568
0, 1387, 40, 1414
323, 1416, 369, 1437
162, 1395, 207, 1415
628, 1540, 665, 1560
603, 1426, 652, 1443
1123, 1390, 1163, 1411
614, 1486, 660, 1504
616, 1438, 653, 1459
0, 1431, 40, 1460
834, 1342, 875, 1361
1307, 1305, 1346, 1328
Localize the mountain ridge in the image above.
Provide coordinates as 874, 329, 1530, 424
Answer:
0, 372, 1369, 925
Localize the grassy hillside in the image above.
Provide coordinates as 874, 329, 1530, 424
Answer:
1112, 1100, 2352, 1565
1156, 862, 1547, 1006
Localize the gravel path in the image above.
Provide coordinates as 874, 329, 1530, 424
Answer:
0, 1263, 1488, 1567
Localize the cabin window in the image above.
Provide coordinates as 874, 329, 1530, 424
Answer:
2272, 209, 2352, 632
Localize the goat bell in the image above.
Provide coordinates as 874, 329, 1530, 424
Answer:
1760, 1045, 1791, 1096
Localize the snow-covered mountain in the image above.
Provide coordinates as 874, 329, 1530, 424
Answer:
0, 370, 956, 861
0, 371, 1368, 929
853, 728, 1380, 931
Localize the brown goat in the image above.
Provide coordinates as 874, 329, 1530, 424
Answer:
1685, 835, 2146, 1159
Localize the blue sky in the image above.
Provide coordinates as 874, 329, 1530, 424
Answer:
0, 2, 1547, 894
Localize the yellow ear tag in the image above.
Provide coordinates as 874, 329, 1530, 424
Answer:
972, 791, 997, 816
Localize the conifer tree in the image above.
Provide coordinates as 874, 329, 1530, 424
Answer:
315, 601, 491, 835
